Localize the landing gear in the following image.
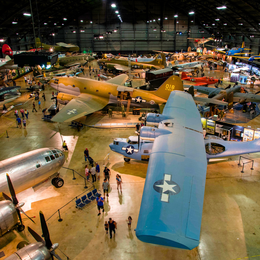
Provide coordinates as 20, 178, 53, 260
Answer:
124, 158, 130, 162
17, 224, 25, 232
51, 177, 64, 188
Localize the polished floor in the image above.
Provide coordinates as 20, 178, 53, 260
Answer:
0, 65, 260, 260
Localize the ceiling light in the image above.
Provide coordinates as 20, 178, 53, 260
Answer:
158, 18, 160, 21
62, 23, 64, 25
63, 18, 67, 21
215, 18, 220, 21
147, 21, 149, 23
115, 10, 119, 14
217, 6, 226, 10
54, 23, 57, 25
238, 23, 243, 25
99, 35, 104, 39
0, 39, 5, 42
150, 20, 152, 22
80, 30, 85, 32
90, 21, 93, 24
189, 11, 194, 15
174, 15, 178, 18
212, 23, 215, 26
12, 21, 17, 24
16, 33, 19, 35
153, 19, 156, 22
223, 23, 227, 25
80, 20, 83, 22
153, 29, 157, 31
117, 14, 120, 17
111, 3, 116, 8
23, 13, 31, 16
191, 20, 194, 23
165, 17, 168, 20
44, 23, 47, 25
73, 31, 76, 33
114, 29, 117, 32
177, 21, 179, 23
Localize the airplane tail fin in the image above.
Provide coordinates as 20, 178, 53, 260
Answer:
181, 72, 188, 80
242, 42, 245, 48
35, 37, 41, 47
2, 44, 13, 57
146, 53, 166, 67
188, 86, 194, 97
152, 75, 184, 100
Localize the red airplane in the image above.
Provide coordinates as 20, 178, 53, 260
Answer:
2, 44, 13, 57
181, 72, 219, 86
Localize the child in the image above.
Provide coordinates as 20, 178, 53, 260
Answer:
127, 216, 132, 230
104, 221, 108, 234
23, 118, 26, 129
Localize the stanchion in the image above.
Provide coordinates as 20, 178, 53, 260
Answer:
6, 130, 9, 138
58, 209, 63, 222
72, 170, 76, 180
84, 179, 88, 189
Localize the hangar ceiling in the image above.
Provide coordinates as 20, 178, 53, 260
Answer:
0, 0, 260, 43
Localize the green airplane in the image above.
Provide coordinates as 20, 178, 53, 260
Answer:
35, 38, 79, 53
58, 54, 94, 67
98, 53, 166, 71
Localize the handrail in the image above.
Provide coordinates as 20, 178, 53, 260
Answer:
62, 166, 87, 184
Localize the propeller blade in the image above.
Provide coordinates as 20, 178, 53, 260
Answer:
16, 209, 23, 225
6, 174, 18, 205
28, 227, 44, 243
2, 192, 12, 201
255, 91, 260, 95
20, 208, 35, 224
40, 211, 53, 249
51, 252, 62, 260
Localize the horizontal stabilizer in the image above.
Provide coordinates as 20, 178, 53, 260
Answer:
193, 96, 228, 105
106, 74, 129, 85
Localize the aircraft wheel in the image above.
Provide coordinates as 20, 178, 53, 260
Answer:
53, 177, 64, 188
124, 158, 130, 162
17, 224, 25, 232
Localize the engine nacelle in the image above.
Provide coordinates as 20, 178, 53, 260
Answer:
146, 113, 173, 126
140, 126, 171, 141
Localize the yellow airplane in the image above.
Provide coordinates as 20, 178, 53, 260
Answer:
35, 38, 79, 52
59, 54, 93, 67
49, 75, 183, 122
98, 53, 166, 71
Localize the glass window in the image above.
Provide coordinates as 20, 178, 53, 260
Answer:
52, 150, 57, 153
45, 156, 50, 162
113, 141, 119, 145
36, 164, 41, 168
50, 155, 55, 160
55, 153, 59, 158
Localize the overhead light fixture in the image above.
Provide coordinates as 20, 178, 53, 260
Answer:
115, 10, 119, 14
73, 31, 76, 33
215, 18, 220, 21
217, 6, 226, 10
189, 11, 194, 15
158, 18, 160, 21
114, 29, 117, 32
80, 20, 83, 22
54, 23, 57, 25
177, 21, 179, 23
80, 30, 85, 32
147, 21, 149, 23
51, 33, 55, 36
150, 20, 152, 22
99, 35, 104, 39
16, 33, 19, 35
212, 23, 215, 26
62, 23, 64, 25
44, 23, 47, 25
12, 21, 17, 24
153, 19, 155, 22
90, 21, 93, 24
223, 23, 227, 25
63, 18, 67, 21
238, 23, 243, 25
153, 29, 157, 31
111, 3, 116, 8
165, 17, 168, 20
117, 14, 120, 17
191, 20, 194, 23
161, 29, 166, 32
23, 12, 31, 16
174, 15, 178, 18
0, 39, 4, 42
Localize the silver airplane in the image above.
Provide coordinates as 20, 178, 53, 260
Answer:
0, 148, 65, 195
5, 211, 65, 260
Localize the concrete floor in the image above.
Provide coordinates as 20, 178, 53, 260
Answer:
0, 65, 260, 260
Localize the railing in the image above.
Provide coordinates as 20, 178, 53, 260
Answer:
62, 166, 88, 188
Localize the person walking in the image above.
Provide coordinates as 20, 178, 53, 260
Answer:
108, 218, 117, 239
104, 221, 109, 234
38, 100, 41, 109
104, 167, 111, 182
24, 109, 29, 119
32, 102, 37, 112
85, 165, 90, 182
16, 117, 22, 128
90, 165, 96, 183
84, 148, 89, 161
22, 118, 26, 129
96, 194, 104, 216
96, 162, 100, 181
116, 174, 122, 192
62, 140, 68, 151
14, 110, 18, 117
42, 92, 46, 101
102, 178, 109, 199
20, 108, 25, 118
127, 216, 132, 230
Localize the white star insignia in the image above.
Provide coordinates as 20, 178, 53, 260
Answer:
156, 181, 177, 194
126, 146, 134, 154
136, 97, 142, 103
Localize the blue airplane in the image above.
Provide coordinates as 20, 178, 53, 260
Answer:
217, 42, 253, 56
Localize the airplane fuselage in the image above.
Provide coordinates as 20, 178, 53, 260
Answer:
0, 148, 65, 194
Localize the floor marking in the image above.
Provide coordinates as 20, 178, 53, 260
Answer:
230, 254, 260, 260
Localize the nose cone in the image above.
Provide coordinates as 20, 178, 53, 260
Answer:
109, 143, 115, 151
56, 149, 66, 165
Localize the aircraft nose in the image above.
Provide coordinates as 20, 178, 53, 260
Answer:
109, 143, 115, 151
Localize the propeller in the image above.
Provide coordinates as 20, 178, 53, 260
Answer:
255, 91, 260, 95
40, 211, 53, 250
6, 174, 35, 225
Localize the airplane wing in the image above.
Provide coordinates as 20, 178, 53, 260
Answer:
51, 93, 108, 122
194, 86, 220, 95
114, 64, 129, 71
193, 96, 228, 105
136, 91, 207, 250
106, 74, 129, 85
56, 42, 77, 48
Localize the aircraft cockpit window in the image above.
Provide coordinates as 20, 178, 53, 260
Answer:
50, 155, 55, 160
55, 154, 59, 158
164, 122, 173, 127
52, 150, 57, 153
36, 164, 41, 168
113, 141, 119, 145
45, 156, 51, 162
144, 150, 149, 153
205, 143, 225, 155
